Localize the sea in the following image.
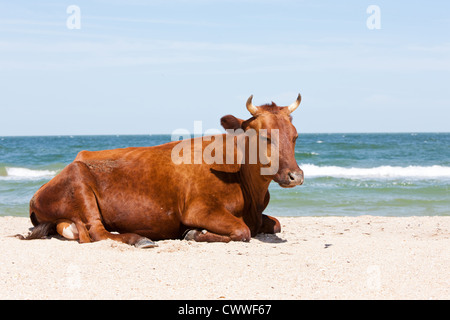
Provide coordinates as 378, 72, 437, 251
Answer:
1, 133, 449, 217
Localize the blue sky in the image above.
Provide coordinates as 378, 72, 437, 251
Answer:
0, 0, 449, 135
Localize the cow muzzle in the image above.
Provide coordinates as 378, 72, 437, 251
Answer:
276, 169, 304, 188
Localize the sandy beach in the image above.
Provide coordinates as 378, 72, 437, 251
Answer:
0, 215, 448, 300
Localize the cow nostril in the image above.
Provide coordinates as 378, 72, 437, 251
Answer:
288, 172, 295, 181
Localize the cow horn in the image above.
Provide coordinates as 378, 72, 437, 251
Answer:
246, 95, 259, 116
287, 93, 302, 113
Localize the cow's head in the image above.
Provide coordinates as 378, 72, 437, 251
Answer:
220, 94, 304, 188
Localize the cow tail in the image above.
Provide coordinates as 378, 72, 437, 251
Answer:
15, 212, 56, 240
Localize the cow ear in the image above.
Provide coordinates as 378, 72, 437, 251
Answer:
220, 115, 244, 130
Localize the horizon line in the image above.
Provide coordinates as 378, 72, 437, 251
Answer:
1, 131, 449, 138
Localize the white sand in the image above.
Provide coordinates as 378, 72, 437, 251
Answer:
0, 216, 448, 300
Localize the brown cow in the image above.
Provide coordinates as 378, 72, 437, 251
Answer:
18, 94, 304, 247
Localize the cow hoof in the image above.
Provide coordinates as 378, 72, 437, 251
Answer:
183, 229, 199, 241
135, 238, 158, 249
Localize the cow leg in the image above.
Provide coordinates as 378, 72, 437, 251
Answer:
260, 214, 281, 234
183, 229, 233, 243
182, 203, 251, 243
87, 220, 157, 248
46, 161, 156, 248
257, 191, 281, 234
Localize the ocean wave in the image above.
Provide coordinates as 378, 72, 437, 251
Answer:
296, 152, 319, 158
0, 167, 58, 181
301, 164, 450, 179
2, 164, 450, 182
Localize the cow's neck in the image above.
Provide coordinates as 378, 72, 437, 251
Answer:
238, 163, 271, 234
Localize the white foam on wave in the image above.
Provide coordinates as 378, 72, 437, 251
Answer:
301, 164, 450, 179
2, 164, 449, 181
1, 167, 58, 181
